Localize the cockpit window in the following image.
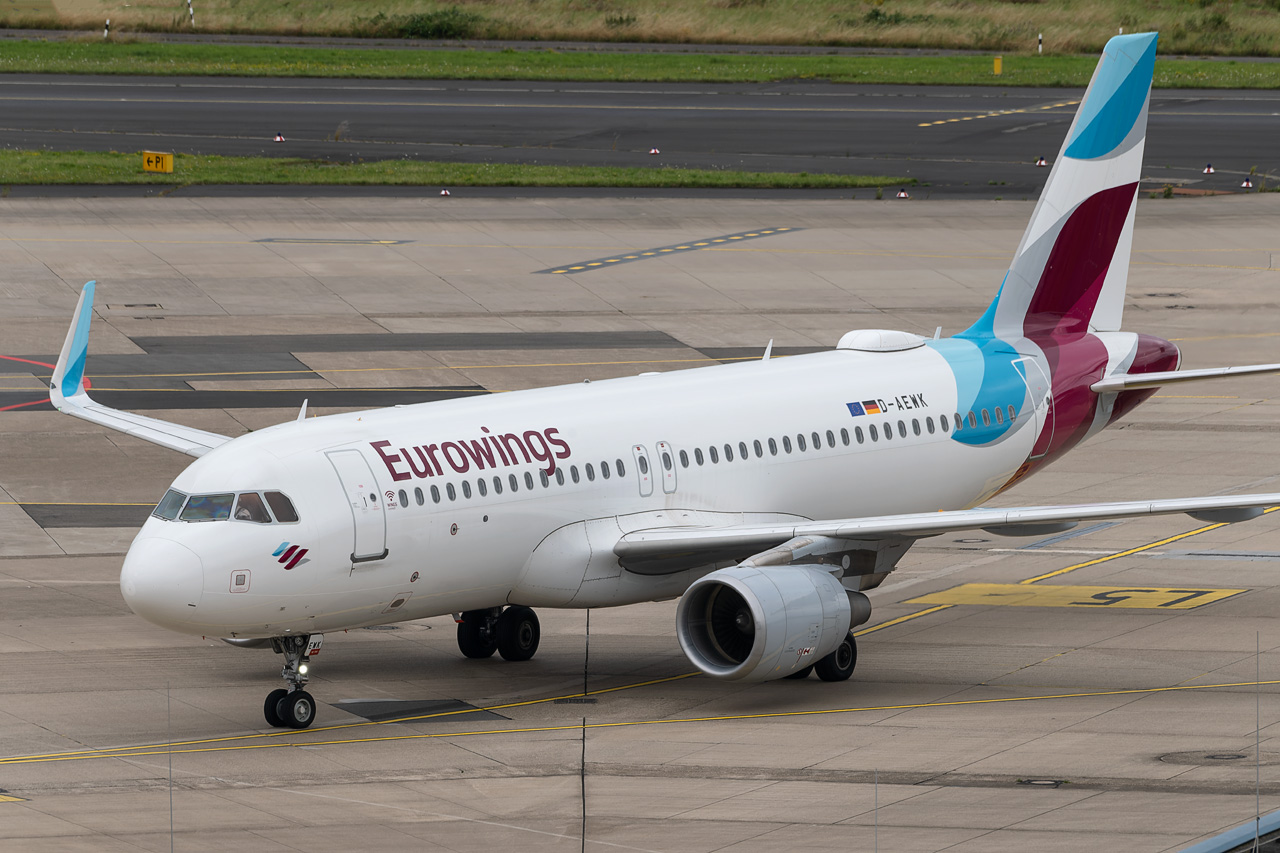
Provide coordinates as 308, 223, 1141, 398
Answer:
152, 489, 187, 521
180, 493, 234, 522
265, 491, 299, 523
233, 492, 272, 523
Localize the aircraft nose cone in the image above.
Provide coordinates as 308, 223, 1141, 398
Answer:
120, 537, 204, 631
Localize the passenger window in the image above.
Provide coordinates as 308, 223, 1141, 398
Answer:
898, 420, 907, 438
827, 429, 836, 448
181, 493, 233, 522
462, 480, 473, 499
234, 492, 271, 523
555, 469, 565, 486
447, 483, 457, 501
415, 487, 424, 506
926, 417, 935, 435
540, 471, 550, 488
601, 462, 611, 480
912, 419, 921, 436
662, 452, 673, 471
617, 459, 626, 477
695, 447, 705, 465
710, 446, 720, 463
869, 424, 878, 441
754, 439, 763, 458
639, 456, 649, 475
994, 407, 1003, 425
678, 451, 688, 468
586, 463, 596, 481
954, 412, 963, 431
523, 472, 534, 490
724, 443, 734, 462
739, 441, 748, 460
477, 479, 487, 497
493, 476, 503, 495
968, 411, 978, 428
782, 436, 792, 453
940, 414, 949, 432
153, 489, 186, 521
981, 409, 991, 426
510, 474, 519, 492
431, 485, 441, 503
883, 421, 893, 440
571, 465, 581, 483
797, 433, 807, 452
855, 426, 864, 444
812, 431, 821, 449
265, 491, 299, 523
768, 437, 778, 455
1008, 405, 1016, 421
841, 428, 849, 446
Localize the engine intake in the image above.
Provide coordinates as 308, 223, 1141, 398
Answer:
676, 565, 867, 681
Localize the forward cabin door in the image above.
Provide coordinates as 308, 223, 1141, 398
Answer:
326, 449, 389, 563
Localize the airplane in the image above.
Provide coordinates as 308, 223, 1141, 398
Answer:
45, 31, 1280, 729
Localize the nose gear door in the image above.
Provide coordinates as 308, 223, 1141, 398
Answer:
326, 449, 389, 563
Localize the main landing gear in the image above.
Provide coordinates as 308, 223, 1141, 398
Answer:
456, 606, 541, 662
263, 634, 321, 729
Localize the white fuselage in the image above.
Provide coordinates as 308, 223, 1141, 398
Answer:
120, 343, 1045, 638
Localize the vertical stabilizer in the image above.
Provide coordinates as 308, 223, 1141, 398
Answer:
966, 32, 1157, 341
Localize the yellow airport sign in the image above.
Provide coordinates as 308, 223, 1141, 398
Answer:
142, 151, 173, 174
908, 583, 1245, 610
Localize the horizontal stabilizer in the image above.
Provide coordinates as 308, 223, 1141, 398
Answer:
614, 494, 1280, 563
1092, 363, 1280, 393
50, 282, 231, 458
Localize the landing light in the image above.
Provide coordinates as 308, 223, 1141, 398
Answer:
298, 663, 309, 675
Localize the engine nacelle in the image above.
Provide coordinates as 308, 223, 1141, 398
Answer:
676, 565, 867, 682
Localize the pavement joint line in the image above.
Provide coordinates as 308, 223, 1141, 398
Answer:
5, 678, 1278, 767
0, 671, 701, 766
538, 228, 798, 275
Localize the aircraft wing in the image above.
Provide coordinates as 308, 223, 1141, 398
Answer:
614, 495, 1279, 565
1093, 363, 1280, 393
49, 282, 232, 458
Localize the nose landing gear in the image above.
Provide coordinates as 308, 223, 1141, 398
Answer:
263, 633, 321, 729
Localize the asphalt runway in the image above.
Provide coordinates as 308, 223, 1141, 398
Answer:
3, 193, 1280, 851
3, 75, 1279, 197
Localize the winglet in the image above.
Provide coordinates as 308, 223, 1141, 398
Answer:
51, 281, 96, 407
47, 280, 233, 458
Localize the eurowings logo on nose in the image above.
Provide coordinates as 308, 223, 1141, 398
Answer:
272, 542, 309, 570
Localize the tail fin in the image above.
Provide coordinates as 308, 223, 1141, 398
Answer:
966, 32, 1157, 341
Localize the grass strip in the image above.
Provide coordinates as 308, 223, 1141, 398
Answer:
2, 40, 1280, 88
0, 150, 909, 188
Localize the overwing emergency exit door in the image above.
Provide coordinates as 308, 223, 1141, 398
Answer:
326, 449, 389, 563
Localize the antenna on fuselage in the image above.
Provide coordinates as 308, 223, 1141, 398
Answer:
762, 340, 773, 362
934, 327, 942, 340
296, 399, 309, 422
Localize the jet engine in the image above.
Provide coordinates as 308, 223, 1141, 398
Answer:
675, 565, 871, 681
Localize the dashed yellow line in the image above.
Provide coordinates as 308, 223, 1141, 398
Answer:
918, 99, 1079, 127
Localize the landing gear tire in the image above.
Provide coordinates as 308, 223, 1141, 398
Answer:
784, 665, 814, 680
815, 632, 857, 682
264, 688, 289, 727
496, 605, 540, 662
276, 690, 316, 729
457, 608, 499, 659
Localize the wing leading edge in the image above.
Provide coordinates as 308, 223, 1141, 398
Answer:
614, 495, 1278, 564
50, 282, 232, 458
